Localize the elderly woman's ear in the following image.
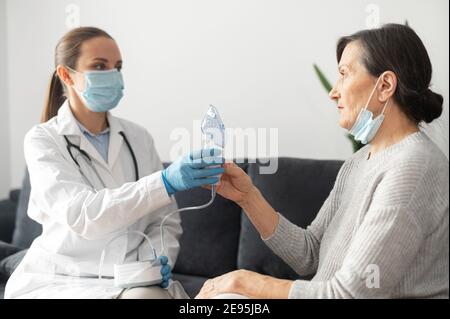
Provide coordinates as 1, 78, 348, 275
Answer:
377, 71, 397, 103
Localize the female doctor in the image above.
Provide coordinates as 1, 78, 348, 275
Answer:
5, 27, 224, 299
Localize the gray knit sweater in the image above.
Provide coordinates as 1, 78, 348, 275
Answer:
264, 131, 449, 298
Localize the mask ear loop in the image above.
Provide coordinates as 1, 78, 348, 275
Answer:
364, 76, 383, 112
64, 65, 86, 93
379, 98, 390, 116
65, 65, 77, 73
348, 76, 382, 134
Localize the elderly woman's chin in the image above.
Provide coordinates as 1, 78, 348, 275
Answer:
338, 116, 352, 130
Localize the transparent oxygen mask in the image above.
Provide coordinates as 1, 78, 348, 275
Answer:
201, 104, 225, 186
201, 104, 225, 150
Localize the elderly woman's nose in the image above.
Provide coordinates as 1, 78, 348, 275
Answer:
329, 86, 340, 100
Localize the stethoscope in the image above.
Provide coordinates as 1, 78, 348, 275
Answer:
63, 131, 139, 188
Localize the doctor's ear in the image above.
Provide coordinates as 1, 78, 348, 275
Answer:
377, 71, 397, 102
56, 65, 74, 87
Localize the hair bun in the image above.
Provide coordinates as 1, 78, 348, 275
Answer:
420, 88, 443, 123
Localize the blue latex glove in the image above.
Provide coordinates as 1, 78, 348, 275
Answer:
161, 148, 224, 195
159, 255, 171, 288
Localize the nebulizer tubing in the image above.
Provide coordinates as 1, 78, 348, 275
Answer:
159, 104, 224, 256
159, 186, 217, 256
98, 230, 157, 280
98, 105, 224, 279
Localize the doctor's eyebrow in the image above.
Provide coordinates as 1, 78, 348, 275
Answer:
91, 57, 123, 64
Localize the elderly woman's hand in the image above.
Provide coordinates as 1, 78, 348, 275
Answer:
195, 270, 245, 299
209, 162, 280, 239
207, 162, 255, 206
195, 269, 293, 299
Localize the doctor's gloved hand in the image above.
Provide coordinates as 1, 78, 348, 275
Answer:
159, 255, 172, 288
161, 148, 224, 195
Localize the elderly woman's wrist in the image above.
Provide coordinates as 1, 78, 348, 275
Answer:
238, 186, 279, 239
267, 279, 293, 299
238, 186, 260, 209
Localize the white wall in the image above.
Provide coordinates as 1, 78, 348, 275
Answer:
4, 0, 449, 190
0, 0, 10, 198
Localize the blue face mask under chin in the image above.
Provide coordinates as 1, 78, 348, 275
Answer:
348, 76, 390, 145
68, 67, 124, 113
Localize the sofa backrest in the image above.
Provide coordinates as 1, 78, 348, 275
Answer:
238, 158, 343, 280
12, 158, 343, 280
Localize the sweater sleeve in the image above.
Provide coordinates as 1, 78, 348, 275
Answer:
288, 157, 435, 299
263, 161, 350, 276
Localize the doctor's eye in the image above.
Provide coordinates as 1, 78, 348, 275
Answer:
92, 63, 106, 70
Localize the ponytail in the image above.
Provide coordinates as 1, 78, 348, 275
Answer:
41, 70, 66, 123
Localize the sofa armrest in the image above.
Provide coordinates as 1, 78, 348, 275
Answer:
9, 189, 21, 205
0, 241, 21, 261
0, 197, 17, 243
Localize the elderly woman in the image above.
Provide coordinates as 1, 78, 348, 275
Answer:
196, 24, 449, 299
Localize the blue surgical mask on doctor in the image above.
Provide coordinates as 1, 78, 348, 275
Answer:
349, 76, 390, 145
68, 66, 124, 112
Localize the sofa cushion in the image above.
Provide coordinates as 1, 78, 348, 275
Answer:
12, 169, 42, 249
238, 158, 343, 280
172, 273, 208, 298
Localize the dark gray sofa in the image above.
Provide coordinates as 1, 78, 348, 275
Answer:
0, 158, 343, 298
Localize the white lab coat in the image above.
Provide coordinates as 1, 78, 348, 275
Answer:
5, 101, 186, 299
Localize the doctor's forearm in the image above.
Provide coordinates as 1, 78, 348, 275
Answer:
240, 187, 279, 239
